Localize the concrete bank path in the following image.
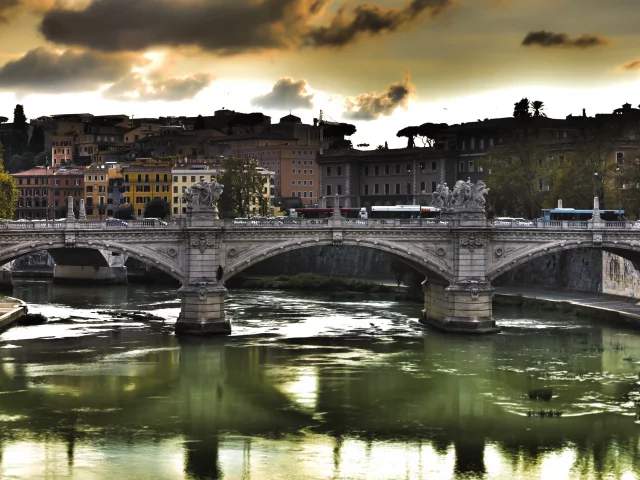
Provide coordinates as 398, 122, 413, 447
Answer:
0, 296, 27, 331
494, 286, 640, 320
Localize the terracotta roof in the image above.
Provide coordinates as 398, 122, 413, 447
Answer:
10, 167, 55, 177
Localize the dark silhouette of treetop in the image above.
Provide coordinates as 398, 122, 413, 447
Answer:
513, 98, 531, 118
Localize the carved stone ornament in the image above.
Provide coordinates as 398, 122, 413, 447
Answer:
460, 233, 484, 252
436, 247, 446, 257
183, 178, 224, 208
156, 247, 178, 258
197, 286, 208, 301
494, 248, 504, 258
191, 233, 215, 253
430, 179, 489, 210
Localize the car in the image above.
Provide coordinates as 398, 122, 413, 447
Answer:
106, 219, 128, 227
143, 217, 168, 226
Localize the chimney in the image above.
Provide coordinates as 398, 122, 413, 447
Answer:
582, 108, 586, 117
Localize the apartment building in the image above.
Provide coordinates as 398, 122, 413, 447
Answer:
52, 167, 84, 218
84, 163, 123, 219
317, 148, 453, 208
51, 135, 74, 167
122, 160, 172, 217
11, 167, 55, 220
206, 114, 322, 203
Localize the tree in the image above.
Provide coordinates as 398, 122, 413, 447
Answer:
144, 197, 171, 219
416, 122, 448, 147
11, 104, 28, 156
396, 126, 420, 148
513, 98, 531, 118
0, 142, 19, 219
322, 122, 356, 149
530, 100, 546, 118
193, 115, 207, 130
5, 152, 35, 173
480, 130, 555, 218
28, 125, 45, 154
0, 117, 7, 124
217, 157, 268, 218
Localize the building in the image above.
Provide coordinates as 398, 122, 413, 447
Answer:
205, 115, 323, 203
171, 167, 223, 217
316, 147, 455, 208
122, 160, 172, 218
52, 167, 84, 218
84, 163, 123, 219
51, 135, 74, 167
11, 167, 55, 220
132, 126, 226, 161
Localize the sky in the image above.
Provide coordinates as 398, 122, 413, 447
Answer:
0, 0, 639, 148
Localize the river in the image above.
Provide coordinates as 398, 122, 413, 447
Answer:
1, 279, 639, 480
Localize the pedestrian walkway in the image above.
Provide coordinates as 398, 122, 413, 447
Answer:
494, 286, 640, 320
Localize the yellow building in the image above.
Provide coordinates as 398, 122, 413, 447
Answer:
122, 160, 172, 218
84, 163, 123, 219
171, 168, 223, 217
171, 166, 275, 218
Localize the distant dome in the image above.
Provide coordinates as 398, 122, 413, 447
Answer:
280, 114, 301, 123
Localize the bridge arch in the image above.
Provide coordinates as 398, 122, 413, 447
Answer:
222, 238, 453, 283
487, 240, 640, 282
0, 240, 185, 283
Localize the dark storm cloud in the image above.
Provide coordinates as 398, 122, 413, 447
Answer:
343, 70, 414, 121
521, 30, 609, 49
39, 0, 454, 53
102, 72, 214, 101
307, 0, 451, 47
0, 47, 136, 93
251, 78, 314, 110
0, 0, 19, 22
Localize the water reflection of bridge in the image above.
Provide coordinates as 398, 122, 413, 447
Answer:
1, 329, 639, 479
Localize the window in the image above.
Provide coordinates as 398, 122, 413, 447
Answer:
385, 165, 390, 175
182, 176, 187, 182
616, 152, 624, 167
303, 180, 307, 186
420, 181, 426, 193
406, 182, 411, 194
291, 180, 295, 185
309, 169, 313, 175
173, 176, 178, 182
395, 164, 400, 174
459, 161, 464, 173
303, 191, 308, 198
337, 185, 342, 195
303, 170, 307, 174
364, 184, 369, 195
291, 191, 296, 197
374, 184, 379, 194
309, 181, 313, 186
490, 138, 494, 147
559, 155, 565, 162
406, 164, 411, 174
384, 184, 390, 195
431, 181, 437, 192
191, 176, 196, 182
292, 169, 296, 174
374, 166, 379, 175
297, 181, 302, 185
431, 161, 437, 172
297, 170, 301, 174
479, 139, 485, 150
395, 184, 400, 194
326, 185, 332, 195
468, 161, 474, 173
308, 191, 313, 198
420, 162, 425, 172
364, 166, 369, 176
326, 167, 332, 176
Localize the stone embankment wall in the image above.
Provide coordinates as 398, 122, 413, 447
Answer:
243, 246, 393, 279
493, 249, 603, 292
602, 252, 640, 298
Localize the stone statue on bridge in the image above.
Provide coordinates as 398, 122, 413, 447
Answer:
431, 179, 489, 210
184, 179, 224, 208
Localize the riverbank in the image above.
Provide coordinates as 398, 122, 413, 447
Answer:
0, 295, 28, 331
226, 273, 415, 298
494, 286, 640, 328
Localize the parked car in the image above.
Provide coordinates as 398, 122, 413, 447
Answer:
143, 217, 168, 226
106, 219, 128, 227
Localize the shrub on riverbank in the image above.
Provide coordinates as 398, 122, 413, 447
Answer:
229, 273, 392, 294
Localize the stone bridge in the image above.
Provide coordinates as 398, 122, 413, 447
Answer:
2, 193, 639, 335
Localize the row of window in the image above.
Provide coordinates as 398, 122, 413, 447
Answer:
86, 186, 106, 193
18, 188, 83, 197
172, 175, 216, 183
53, 149, 71, 155
291, 169, 314, 175
290, 191, 315, 198
86, 175, 106, 181
124, 174, 170, 183
123, 196, 169, 204
291, 180, 314, 186
16, 178, 80, 186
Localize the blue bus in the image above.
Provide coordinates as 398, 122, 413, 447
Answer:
539, 207, 625, 222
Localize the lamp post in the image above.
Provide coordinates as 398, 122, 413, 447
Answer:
616, 167, 622, 212
593, 172, 598, 200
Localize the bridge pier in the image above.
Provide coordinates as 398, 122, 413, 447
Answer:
175, 186, 230, 336
420, 279, 498, 333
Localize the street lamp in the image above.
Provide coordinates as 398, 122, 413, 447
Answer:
616, 167, 622, 212
593, 172, 598, 200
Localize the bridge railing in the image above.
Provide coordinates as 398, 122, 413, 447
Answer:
222, 218, 328, 227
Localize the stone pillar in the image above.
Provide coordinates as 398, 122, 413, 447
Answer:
66, 196, 75, 221
78, 199, 87, 221
176, 183, 229, 336
591, 196, 603, 226
420, 206, 499, 334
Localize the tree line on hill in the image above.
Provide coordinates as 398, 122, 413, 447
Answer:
0, 104, 46, 174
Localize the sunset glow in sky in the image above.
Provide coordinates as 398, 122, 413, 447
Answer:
0, 0, 639, 147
